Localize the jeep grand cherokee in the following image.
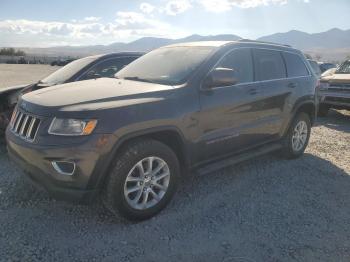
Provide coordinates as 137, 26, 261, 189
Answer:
6, 41, 317, 221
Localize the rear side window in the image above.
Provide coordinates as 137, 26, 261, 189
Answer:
253, 49, 286, 81
308, 60, 321, 76
216, 48, 253, 84
283, 52, 309, 77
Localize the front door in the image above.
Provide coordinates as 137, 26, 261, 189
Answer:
197, 48, 267, 161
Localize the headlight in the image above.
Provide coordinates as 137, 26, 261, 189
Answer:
48, 118, 97, 136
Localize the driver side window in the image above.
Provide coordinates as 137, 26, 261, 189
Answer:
215, 48, 254, 84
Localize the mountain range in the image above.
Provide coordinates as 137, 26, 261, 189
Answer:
20, 28, 350, 61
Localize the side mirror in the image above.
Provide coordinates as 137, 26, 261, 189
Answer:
204, 68, 238, 89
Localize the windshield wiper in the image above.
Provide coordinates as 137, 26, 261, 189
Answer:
122, 76, 155, 83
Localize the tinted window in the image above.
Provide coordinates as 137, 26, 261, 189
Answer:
253, 49, 286, 81
41, 57, 95, 85
319, 63, 336, 73
308, 60, 321, 76
215, 48, 253, 84
116, 46, 216, 85
283, 52, 309, 77
81, 57, 137, 80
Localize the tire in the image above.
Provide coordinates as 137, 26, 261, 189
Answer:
281, 112, 311, 159
318, 105, 329, 117
102, 139, 180, 221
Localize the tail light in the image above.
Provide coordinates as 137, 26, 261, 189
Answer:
316, 80, 321, 89
318, 81, 329, 91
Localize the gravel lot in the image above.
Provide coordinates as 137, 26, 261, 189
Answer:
0, 65, 350, 261
0, 64, 59, 89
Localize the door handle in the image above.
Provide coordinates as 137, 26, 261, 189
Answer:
248, 88, 258, 95
288, 82, 297, 88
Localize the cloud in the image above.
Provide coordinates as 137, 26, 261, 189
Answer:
165, 0, 192, 15
84, 16, 101, 22
114, 11, 186, 38
0, 20, 75, 36
139, 1, 192, 16
198, 0, 289, 12
140, 2, 156, 14
0, 12, 188, 47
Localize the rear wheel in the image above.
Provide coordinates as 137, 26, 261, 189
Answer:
103, 139, 180, 221
281, 112, 311, 159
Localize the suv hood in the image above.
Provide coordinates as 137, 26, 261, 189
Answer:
324, 73, 350, 84
21, 78, 174, 112
0, 84, 30, 95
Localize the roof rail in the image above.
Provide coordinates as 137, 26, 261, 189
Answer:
238, 39, 291, 48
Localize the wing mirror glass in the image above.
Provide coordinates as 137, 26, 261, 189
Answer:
204, 68, 238, 89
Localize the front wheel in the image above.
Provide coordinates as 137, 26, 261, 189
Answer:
102, 139, 180, 221
281, 112, 311, 159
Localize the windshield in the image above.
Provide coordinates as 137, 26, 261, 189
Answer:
116, 46, 216, 85
41, 57, 96, 85
336, 61, 350, 74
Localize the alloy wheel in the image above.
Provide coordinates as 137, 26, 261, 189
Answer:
123, 157, 170, 210
291, 120, 308, 152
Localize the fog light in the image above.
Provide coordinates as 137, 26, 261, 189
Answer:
52, 161, 75, 176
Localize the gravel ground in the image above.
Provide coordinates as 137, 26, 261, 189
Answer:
0, 65, 350, 261
0, 64, 59, 89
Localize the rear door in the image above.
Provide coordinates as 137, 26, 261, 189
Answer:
252, 48, 291, 139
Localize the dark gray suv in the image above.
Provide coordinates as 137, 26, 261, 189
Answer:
6, 40, 318, 221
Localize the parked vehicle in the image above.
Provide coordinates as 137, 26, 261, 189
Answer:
50, 58, 76, 66
321, 67, 337, 78
6, 41, 317, 220
0, 52, 144, 136
308, 59, 322, 78
318, 60, 350, 116
318, 62, 337, 73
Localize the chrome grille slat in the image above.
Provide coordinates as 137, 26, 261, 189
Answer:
19, 115, 29, 136
10, 109, 40, 142
29, 118, 40, 140
11, 110, 20, 127
26, 117, 36, 139
14, 112, 24, 133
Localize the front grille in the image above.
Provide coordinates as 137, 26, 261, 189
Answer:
329, 83, 350, 93
330, 83, 350, 88
10, 109, 40, 142
325, 97, 350, 104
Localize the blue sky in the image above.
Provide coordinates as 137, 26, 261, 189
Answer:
0, 0, 349, 47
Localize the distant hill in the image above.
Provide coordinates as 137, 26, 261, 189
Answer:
257, 28, 350, 49
20, 34, 242, 57
16, 28, 350, 62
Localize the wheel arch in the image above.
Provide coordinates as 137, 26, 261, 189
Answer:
281, 100, 316, 138
293, 100, 317, 126
92, 126, 189, 190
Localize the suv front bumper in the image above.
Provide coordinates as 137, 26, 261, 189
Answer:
6, 129, 116, 203
319, 91, 350, 109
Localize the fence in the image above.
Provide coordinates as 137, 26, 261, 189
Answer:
0, 55, 74, 65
